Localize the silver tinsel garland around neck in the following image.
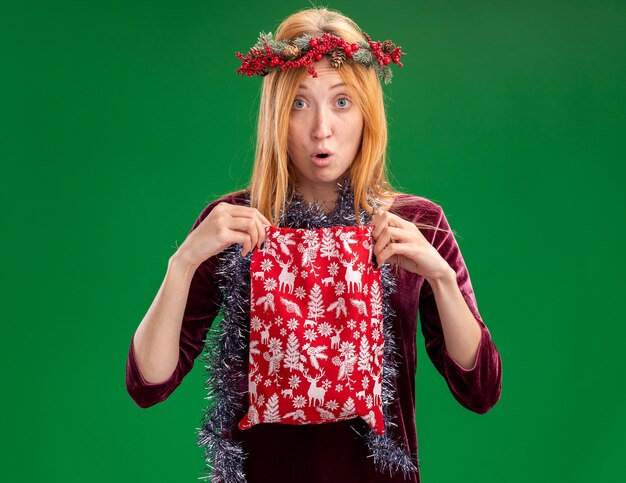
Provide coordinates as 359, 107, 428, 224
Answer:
196, 178, 419, 482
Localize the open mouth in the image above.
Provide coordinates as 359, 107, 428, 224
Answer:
315, 153, 330, 159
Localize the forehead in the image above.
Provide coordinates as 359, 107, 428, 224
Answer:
297, 56, 347, 91
297, 81, 347, 91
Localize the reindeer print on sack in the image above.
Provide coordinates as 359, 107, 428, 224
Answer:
238, 224, 386, 435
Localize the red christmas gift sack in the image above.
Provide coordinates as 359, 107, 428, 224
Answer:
238, 224, 385, 435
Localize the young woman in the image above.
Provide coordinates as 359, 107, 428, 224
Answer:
126, 7, 502, 483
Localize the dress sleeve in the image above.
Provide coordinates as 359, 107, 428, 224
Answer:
417, 202, 502, 414
125, 198, 226, 408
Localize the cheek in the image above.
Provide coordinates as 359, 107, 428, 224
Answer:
288, 119, 303, 141
347, 115, 364, 141
287, 123, 297, 149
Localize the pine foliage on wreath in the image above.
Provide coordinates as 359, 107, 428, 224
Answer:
235, 31, 406, 85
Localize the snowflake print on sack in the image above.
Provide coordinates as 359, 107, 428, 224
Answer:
238, 224, 385, 435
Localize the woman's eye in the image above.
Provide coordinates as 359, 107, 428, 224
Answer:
292, 97, 350, 110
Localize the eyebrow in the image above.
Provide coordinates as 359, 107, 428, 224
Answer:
298, 82, 347, 91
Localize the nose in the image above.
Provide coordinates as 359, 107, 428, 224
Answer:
311, 107, 332, 140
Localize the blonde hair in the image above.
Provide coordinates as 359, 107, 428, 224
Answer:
221, 6, 450, 238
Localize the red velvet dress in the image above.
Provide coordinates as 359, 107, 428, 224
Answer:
125, 193, 502, 483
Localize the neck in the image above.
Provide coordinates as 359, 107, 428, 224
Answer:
281, 176, 359, 229
293, 175, 350, 214
292, 188, 337, 216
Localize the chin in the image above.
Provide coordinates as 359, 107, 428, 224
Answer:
309, 170, 345, 183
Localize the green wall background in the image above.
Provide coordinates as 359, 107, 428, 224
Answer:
2, 0, 624, 481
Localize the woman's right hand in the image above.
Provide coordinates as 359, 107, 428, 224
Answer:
175, 202, 272, 268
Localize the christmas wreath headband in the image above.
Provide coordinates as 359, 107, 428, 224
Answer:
235, 31, 406, 85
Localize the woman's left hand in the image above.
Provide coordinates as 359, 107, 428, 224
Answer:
371, 208, 452, 281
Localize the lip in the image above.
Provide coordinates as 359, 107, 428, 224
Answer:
312, 149, 334, 157
311, 154, 334, 167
